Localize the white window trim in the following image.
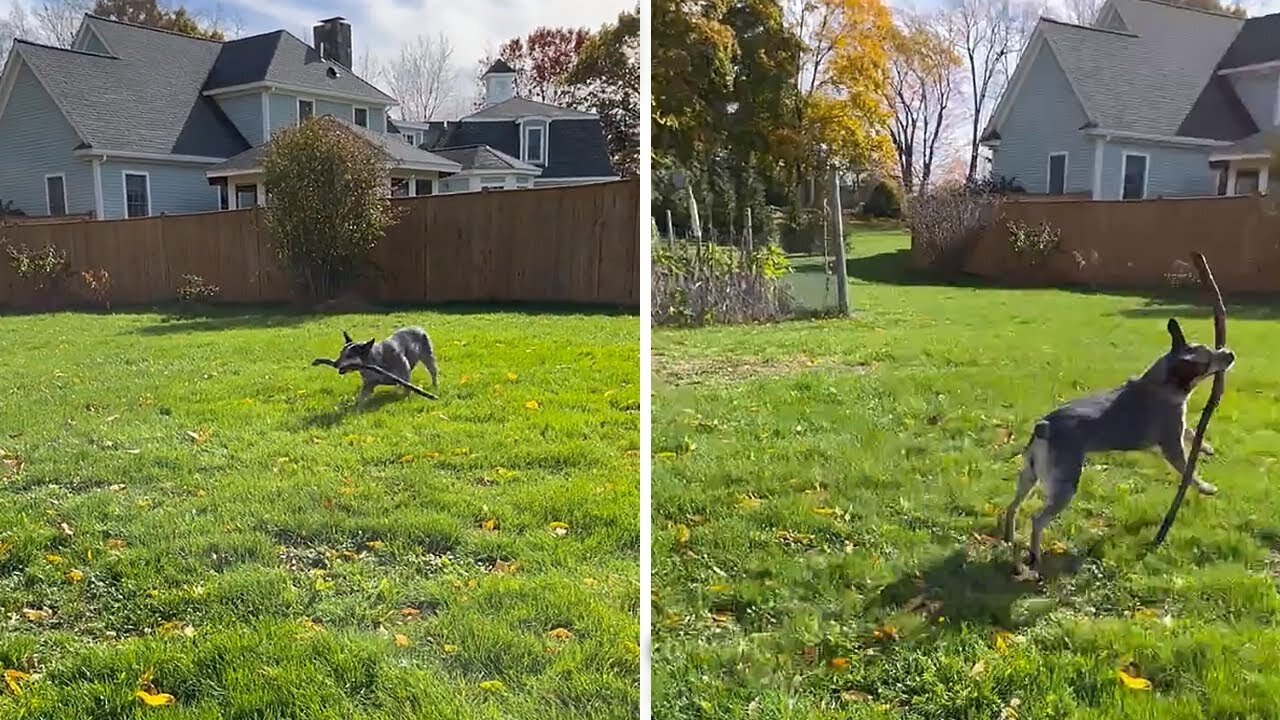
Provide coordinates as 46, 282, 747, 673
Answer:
522, 124, 547, 165
44, 173, 67, 216
122, 171, 151, 218
1046, 152, 1067, 196
1120, 152, 1149, 200
412, 177, 434, 196
233, 182, 258, 210
352, 105, 369, 128
297, 97, 316, 126
401, 133, 416, 145
390, 176, 412, 197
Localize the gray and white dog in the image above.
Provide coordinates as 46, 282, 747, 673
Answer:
335, 326, 439, 406
1003, 318, 1235, 575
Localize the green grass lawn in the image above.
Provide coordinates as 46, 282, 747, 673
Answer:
652, 229, 1280, 719
0, 307, 639, 719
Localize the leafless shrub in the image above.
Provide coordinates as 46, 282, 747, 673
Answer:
651, 243, 795, 326
1006, 218, 1061, 265
905, 188, 1000, 274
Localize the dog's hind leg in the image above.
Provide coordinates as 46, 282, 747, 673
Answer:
1003, 457, 1037, 544
422, 353, 439, 388
1183, 426, 1214, 456
1027, 455, 1081, 574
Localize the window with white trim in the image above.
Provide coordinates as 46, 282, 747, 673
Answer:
480, 177, 507, 190
45, 175, 67, 216
298, 99, 315, 124
524, 125, 544, 165
235, 183, 257, 209
390, 177, 411, 197
413, 178, 433, 196
217, 183, 229, 210
353, 107, 369, 128
124, 172, 150, 218
1121, 153, 1147, 200
1235, 169, 1260, 195
402, 133, 416, 145
1046, 153, 1066, 195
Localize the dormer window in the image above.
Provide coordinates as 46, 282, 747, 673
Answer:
524, 125, 545, 165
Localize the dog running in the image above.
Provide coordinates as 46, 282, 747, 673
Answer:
334, 326, 440, 407
1003, 318, 1235, 577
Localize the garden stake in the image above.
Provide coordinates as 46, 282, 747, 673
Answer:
1153, 252, 1226, 547
310, 358, 438, 400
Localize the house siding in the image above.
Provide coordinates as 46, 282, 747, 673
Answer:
0, 64, 95, 216
268, 92, 298, 136
1228, 72, 1277, 131
217, 92, 264, 146
990, 45, 1093, 194
99, 161, 219, 219
267, 92, 386, 136
1098, 142, 1214, 199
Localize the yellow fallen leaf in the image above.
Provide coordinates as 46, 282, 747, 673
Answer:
674, 524, 690, 544
106, 538, 127, 551
970, 659, 987, 677
830, 657, 850, 671
21, 608, 50, 623
525, 400, 540, 410
394, 634, 411, 648
1047, 540, 1069, 554
582, 577, 599, 588
481, 518, 498, 532
1117, 668, 1152, 691
872, 625, 898, 642
1133, 607, 1161, 620
479, 680, 505, 692
365, 540, 385, 551
814, 507, 837, 517
4, 669, 30, 695
442, 644, 458, 654
548, 521, 570, 537
841, 690, 872, 703
707, 583, 730, 593
399, 454, 415, 463
45, 554, 64, 565
58, 522, 74, 537
66, 569, 84, 583
737, 495, 763, 510
400, 608, 422, 618
492, 560, 519, 575
135, 689, 176, 706
994, 630, 1014, 654
547, 627, 573, 640
506, 372, 518, 381
459, 375, 472, 385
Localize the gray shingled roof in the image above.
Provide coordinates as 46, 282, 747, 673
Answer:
206, 115, 461, 174
431, 144, 539, 172
204, 29, 393, 104
1218, 13, 1280, 69
463, 96, 597, 121
485, 59, 516, 75
1034, 0, 1244, 137
439, 118, 614, 178
14, 28, 248, 157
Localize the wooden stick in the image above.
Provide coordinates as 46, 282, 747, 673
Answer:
1153, 252, 1226, 547
311, 358, 438, 400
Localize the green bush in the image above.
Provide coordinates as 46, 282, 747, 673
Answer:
863, 181, 903, 219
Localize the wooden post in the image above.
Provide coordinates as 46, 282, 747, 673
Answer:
665, 209, 675, 246
745, 206, 754, 253
830, 168, 850, 316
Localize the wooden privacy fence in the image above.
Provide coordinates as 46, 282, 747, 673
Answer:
958, 195, 1280, 293
0, 178, 640, 309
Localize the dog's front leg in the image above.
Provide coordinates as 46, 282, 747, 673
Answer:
1183, 426, 1214, 456
356, 382, 375, 409
1161, 437, 1217, 496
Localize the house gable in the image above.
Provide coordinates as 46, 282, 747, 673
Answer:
0, 59, 95, 216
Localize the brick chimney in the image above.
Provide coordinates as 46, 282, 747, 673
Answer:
313, 17, 352, 71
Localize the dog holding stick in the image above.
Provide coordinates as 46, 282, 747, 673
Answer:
1003, 318, 1235, 578
318, 327, 440, 406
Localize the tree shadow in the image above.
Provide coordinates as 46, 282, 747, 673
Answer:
1114, 294, 1280, 322
128, 301, 639, 336
297, 392, 408, 429
868, 549, 1083, 630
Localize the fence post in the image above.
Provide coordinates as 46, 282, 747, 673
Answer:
830, 169, 849, 316
666, 209, 675, 246
745, 206, 754, 254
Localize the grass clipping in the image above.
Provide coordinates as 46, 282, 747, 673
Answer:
1153, 252, 1226, 547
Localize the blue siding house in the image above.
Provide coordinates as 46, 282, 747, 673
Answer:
0, 14, 459, 219
983, 0, 1280, 200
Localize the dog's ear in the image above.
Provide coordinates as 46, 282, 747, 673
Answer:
1167, 318, 1187, 350
359, 338, 376, 353
342, 330, 353, 344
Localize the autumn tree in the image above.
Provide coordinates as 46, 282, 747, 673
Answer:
789, 0, 896, 201
92, 0, 224, 39
263, 117, 401, 302
477, 26, 591, 108
885, 14, 960, 193
383, 33, 459, 121
566, 5, 639, 176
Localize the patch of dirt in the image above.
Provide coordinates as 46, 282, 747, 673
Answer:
654, 352, 874, 386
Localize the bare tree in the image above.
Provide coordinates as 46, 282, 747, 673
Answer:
33, 0, 93, 47
1061, 0, 1105, 24
948, 0, 1029, 182
201, 1, 247, 39
886, 14, 961, 194
383, 33, 458, 121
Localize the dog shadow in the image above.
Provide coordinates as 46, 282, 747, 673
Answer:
299, 392, 408, 428
869, 548, 1083, 630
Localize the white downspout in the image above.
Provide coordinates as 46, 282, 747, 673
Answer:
1091, 136, 1105, 200
92, 155, 105, 219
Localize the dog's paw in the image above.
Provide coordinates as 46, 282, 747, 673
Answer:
1201, 442, 1215, 457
